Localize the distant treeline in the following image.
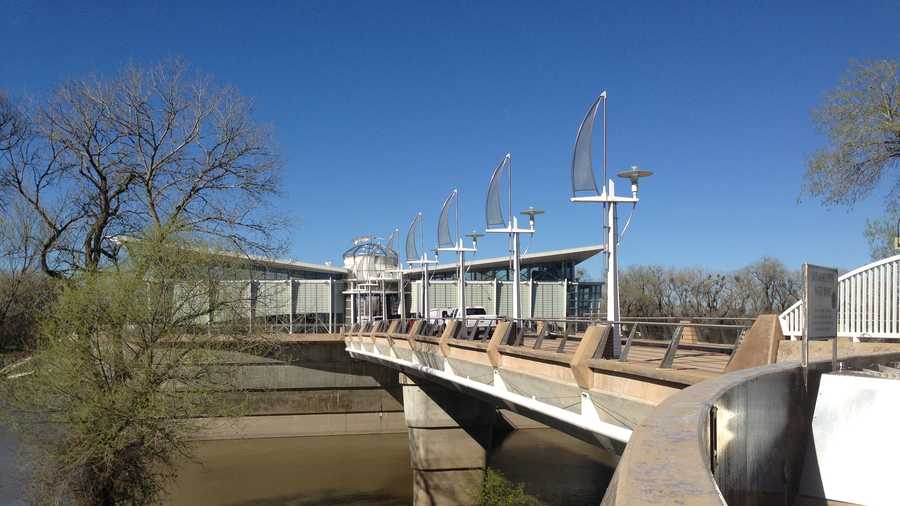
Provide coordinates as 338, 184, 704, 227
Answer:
619, 257, 801, 318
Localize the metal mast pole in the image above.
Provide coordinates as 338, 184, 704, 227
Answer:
602, 93, 607, 186
423, 258, 430, 320
458, 244, 465, 322
606, 179, 620, 355
457, 192, 465, 323
380, 279, 386, 320
602, 95, 611, 326
398, 271, 406, 323
365, 283, 371, 323
569, 91, 652, 359
485, 153, 540, 327
512, 217, 521, 321
350, 282, 356, 325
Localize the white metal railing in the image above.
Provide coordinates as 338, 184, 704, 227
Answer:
780, 254, 900, 339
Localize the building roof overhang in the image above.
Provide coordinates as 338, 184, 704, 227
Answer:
404, 244, 605, 275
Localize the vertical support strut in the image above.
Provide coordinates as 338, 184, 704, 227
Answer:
660, 325, 685, 368
606, 179, 621, 357
512, 216, 521, 323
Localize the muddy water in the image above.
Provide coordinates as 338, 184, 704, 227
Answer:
0, 425, 26, 505
168, 429, 615, 506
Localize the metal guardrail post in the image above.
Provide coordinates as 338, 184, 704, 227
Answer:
659, 324, 685, 368
532, 321, 548, 350
556, 323, 570, 353
619, 322, 638, 361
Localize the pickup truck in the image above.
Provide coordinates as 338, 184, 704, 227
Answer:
446, 306, 497, 329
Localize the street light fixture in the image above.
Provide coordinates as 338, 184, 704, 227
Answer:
485, 153, 543, 323
406, 213, 438, 320
616, 166, 654, 198
437, 189, 480, 325
570, 91, 653, 356
384, 227, 408, 323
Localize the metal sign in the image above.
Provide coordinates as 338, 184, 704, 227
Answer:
803, 263, 839, 339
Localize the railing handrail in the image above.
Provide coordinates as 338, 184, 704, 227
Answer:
838, 253, 900, 280
358, 314, 749, 370
779, 255, 899, 339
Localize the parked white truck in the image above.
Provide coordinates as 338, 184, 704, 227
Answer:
440, 306, 496, 329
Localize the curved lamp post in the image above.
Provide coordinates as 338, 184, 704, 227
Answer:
570, 91, 653, 356
485, 153, 544, 322
436, 189, 482, 323
406, 213, 438, 320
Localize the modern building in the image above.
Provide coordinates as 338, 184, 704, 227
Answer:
228, 237, 604, 332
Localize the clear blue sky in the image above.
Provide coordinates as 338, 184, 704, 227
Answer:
2, 1, 898, 276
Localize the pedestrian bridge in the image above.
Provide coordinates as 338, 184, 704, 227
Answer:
780, 253, 900, 340
344, 315, 782, 503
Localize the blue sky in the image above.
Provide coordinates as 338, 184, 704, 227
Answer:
2, 1, 898, 277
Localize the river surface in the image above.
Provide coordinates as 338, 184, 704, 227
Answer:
168, 429, 616, 506
2, 425, 615, 505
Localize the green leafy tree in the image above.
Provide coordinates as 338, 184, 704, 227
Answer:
1, 230, 269, 505
804, 60, 899, 259
0, 60, 282, 506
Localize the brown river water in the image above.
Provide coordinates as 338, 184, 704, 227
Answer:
168, 429, 615, 506
2, 426, 614, 505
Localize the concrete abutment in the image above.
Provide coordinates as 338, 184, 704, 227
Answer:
401, 373, 511, 505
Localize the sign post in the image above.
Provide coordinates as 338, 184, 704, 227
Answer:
802, 263, 839, 390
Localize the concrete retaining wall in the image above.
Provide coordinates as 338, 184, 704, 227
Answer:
191, 338, 406, 440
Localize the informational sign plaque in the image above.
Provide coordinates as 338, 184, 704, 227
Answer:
803, 264, 839, 339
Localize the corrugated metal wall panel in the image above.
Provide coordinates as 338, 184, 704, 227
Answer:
332, 281, 345, 314
214, 280, 253, 321
410, 280, 422, 314
521, 283, 532, 317
173, 282, 210, 324
533, 282, 565, 319
465, 282, 495, 311
429, 282, 457, 312
498, 282, 514, 317
294, 281, 330, 313
256, 280, 291, 316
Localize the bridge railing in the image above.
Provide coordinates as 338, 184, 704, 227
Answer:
350, 315, 753, 372
779, 254, 900, 340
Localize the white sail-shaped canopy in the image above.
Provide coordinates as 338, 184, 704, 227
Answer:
437, 189, 458, 248
384, 228, 398, 258
405, 213, 422, 262
571, 92, 605, 196
486, 153, 511, 229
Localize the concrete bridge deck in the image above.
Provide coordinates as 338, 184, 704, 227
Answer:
344, 317, 781, 504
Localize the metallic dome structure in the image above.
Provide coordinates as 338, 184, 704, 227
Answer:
342, 233, 399, 281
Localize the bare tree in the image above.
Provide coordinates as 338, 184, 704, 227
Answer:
0, 92, 24, 153
0, 201, 50, 351
620, 258, 800, 318
0, 93, 26, 214
864, 200, 899, 259
804, 60, 899, 259
804, 60, 899, 207
0, 61, 281, 278
735, 257, 800, 314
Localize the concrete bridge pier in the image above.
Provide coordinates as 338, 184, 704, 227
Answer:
401, 373, 509, 505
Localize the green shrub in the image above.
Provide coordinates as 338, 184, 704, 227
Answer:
474, 468, 544, 506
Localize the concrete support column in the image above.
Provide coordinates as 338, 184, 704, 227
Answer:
401, 374, 501, 505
